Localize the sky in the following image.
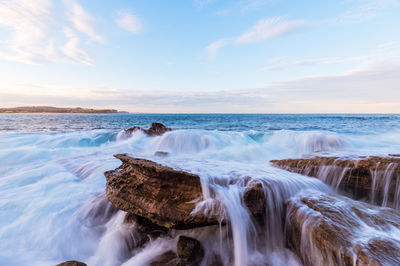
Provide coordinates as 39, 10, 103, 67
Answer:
0, 0, 400, 113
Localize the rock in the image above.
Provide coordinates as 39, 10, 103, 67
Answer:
286, 192, 400, 266
243, 181, 267, 217
105, 154, 218, 229
56, 261, 86, 266
154, 151, 169, 157
150, 251, 179, 266
124, 213, 168, 237
271, 156, 400, 207
124, 122, 172, 137
177, 236, 205, 265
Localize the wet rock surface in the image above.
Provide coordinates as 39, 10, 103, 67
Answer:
177, 235, 205, 266
150, 251, 179, 266
271, 156, 400, 206
243, 181, 267, 217
123, 213, 169, 247
124, 122, 172, 137
286, 192, 400, 266
105, 154, 218, 229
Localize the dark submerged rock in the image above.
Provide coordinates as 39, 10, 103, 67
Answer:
105, 154, 218, 229
177, 236, 205, 265
150, 251, 179, 266
124, 213, 168, 236
56, 261, 86, 266
286, 192, 400, 266
154, 151, 169, 157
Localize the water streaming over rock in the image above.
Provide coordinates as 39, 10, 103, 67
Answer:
1, 114, 400, 265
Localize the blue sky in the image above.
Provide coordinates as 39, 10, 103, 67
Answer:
0, 0, 400, 113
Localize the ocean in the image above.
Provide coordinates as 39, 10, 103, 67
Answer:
1, 113, 400, 265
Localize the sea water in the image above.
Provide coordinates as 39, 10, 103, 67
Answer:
1, 114, 400, 265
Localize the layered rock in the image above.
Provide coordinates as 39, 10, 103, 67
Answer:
105, 154, 218, 229
286, 192, 400, 266
271, 156, 400, 207
123, 122, 171, 137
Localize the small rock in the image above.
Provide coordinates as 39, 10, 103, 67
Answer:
243, 181, 267, 217
56, 261, 86, 266
154, 151, 169, 157
124, 123, 172, 137
124, 213, 168, 240
177, 236, 205, 265
150, 251, 179, 266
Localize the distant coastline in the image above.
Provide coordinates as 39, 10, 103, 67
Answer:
0, 106, 128, 114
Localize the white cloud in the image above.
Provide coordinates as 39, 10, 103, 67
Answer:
236, 17, 306, 44
0, 0, 101, 65
206, 17, 306, 58
261, 42, 400, 71
0, 0, 54, 64
206, 38, 231, 59
62, 27, 94, 65
261, 56, 369, 71
330, 0, 400, 24
64, 0, 102, 41
115, 10, 142, 34
3, 59, 400, 113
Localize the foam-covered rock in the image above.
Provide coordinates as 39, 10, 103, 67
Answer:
286, 191, 400, 266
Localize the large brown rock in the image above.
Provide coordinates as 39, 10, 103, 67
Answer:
286, 192, 400, 266
271, 156, 400, 207
124, 122, 172, 137
105, 154, 218, 229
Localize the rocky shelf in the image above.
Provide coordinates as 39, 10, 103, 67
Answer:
271, 156, 400, 207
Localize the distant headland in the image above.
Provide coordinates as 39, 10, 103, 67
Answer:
0, 106, 128, 114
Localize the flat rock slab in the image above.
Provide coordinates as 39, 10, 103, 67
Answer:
271, 156, 400, 206
105, 154, 218, 229
286, 192, 400, 266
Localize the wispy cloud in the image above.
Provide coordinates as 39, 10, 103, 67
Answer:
206, 17, 306, 58
0, 0, 55, 64
193, 0, 217, 10
62, 27, 94, 65
330, 0, 400, 24
0, 0, 102, 65
261, 42, 400, 71
115, 10, 142, 34
236, 17, 306, 44
64, 0, 103, 41
261, 56, 369, 71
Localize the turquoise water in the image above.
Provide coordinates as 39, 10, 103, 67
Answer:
0, 114, 399, 265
